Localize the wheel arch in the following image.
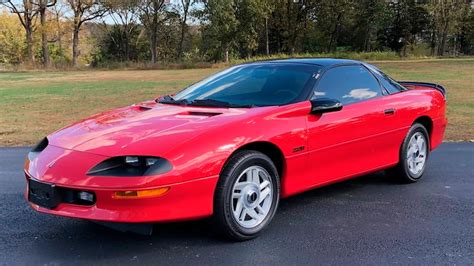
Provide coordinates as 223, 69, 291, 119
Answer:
413, 116, 433, 137
222, 141, 285, 179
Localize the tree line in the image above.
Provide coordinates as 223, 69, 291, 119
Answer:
1, 0, 473, 67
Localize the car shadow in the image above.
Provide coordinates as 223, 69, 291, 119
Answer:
281, 170, 404, 203
27, 170, 405, 261
107, 171, 398, 234
95, 171, 401, 241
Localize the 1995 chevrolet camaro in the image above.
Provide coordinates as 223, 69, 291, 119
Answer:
25, 59, 447, 240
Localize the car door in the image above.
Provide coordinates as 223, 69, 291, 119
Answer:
306, 64, 399, 186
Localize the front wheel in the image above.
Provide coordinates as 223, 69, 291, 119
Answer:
387, 123, 430, 183
214, 150, 280, 241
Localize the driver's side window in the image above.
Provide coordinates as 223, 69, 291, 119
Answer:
314, 65, 382, 105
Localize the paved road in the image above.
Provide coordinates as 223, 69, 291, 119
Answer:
0, 144, 473, 265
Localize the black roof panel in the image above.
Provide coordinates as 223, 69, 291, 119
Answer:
255, 58, 361, 67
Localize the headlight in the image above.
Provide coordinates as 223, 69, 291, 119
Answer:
87, 156, 172, 177
28, 137, 48, 160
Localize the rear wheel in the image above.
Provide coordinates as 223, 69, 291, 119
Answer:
214, 150, 280, 241
387, 123, 430, 183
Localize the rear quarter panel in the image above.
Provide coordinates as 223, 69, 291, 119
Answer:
386, 88, 447, 150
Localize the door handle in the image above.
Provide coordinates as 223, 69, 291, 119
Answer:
384, 108, 396, 115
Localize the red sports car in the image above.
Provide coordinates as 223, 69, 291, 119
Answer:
24, 59, 447, 240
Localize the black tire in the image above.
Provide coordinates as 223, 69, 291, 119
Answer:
214, 150, 280, 241
387, 123, 430, 183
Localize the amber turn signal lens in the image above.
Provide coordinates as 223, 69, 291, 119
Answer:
113, 187, 170, 199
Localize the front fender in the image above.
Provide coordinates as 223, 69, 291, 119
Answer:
163, 102, 311, 186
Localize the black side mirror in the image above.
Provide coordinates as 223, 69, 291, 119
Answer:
310, 98, 343, 114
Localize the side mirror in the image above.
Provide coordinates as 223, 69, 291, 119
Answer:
310, 98, 343, 114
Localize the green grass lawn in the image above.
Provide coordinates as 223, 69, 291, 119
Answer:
0, 59, 473, 146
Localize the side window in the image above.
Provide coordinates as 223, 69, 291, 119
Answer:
379, 76, 404, 94
364, 63, 405, 94
314, 65, 382, 105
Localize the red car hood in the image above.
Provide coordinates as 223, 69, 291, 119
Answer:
48, 101, 268, 157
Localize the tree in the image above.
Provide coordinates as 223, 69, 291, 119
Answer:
268, 0, 317, 54
199, 0, 238, 62
377, 0, 429, 56
319, 0, 351, 52
381, 2, 410, 55
351, 0, 386, 52
32, 0, 57, 67
457, 2, 474, 54
176, 0, 194, 59
0, 11, 27, 64
66, 0, 108, 66
139, 0, 168, 64
103, 0, 141, 61
261, 0, 274, 55
1, 0, 38, 63
234, 0, 274, 57
50, 1, 68, 53
427, 0, 470, 56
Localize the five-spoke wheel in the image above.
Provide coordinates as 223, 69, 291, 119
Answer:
406, 132, 427, 176
214, 150, 280, 241
387, 123, 430, 183
231, 166, 273, 229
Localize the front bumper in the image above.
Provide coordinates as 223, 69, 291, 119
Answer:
24, 144, 219, 223
25, 173, 218, 223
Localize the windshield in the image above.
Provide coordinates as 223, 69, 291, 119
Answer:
160, 63, 319, 107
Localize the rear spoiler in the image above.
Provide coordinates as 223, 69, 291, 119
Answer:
398, 81, 446, 97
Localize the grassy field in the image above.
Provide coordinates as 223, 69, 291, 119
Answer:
0, 59, 473, 146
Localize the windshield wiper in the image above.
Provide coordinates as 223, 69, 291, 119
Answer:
156, 95, 190, 105
189, 99, 255, 108
157, 96, 254, 108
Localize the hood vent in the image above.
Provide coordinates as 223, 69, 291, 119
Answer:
182, 111, 222, 117
132, 105, 153, 111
